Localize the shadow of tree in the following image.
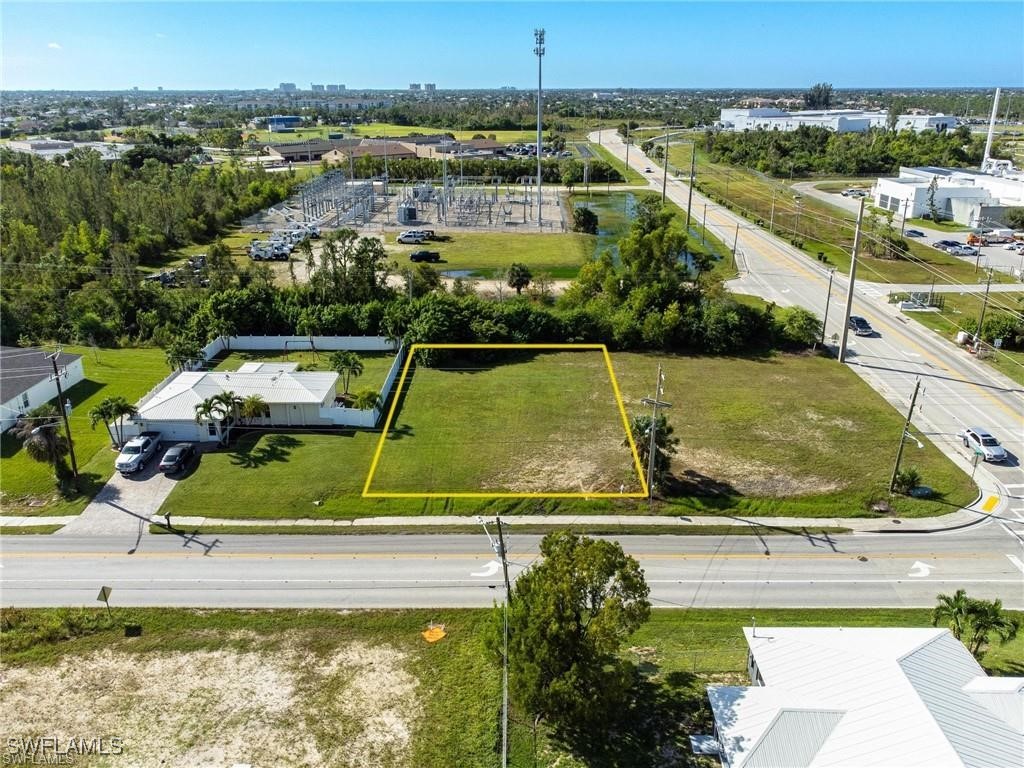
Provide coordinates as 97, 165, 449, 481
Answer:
228, 434, 301, 469
552, 667, 711, 767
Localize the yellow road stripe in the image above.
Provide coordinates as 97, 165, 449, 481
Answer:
982, 495, 1000, 512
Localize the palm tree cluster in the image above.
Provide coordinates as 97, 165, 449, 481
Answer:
329, 351, 364, 396
194, 390, 241, 446
12, 404, 72, 487
933, 589, 1020, 660
88, 396, 139, 448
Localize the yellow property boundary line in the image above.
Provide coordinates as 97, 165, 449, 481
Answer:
362, 343, 649, 499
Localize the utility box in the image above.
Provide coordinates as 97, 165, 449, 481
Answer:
397, 205, 418, 224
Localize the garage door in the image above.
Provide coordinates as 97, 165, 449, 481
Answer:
148, 421, 202, 442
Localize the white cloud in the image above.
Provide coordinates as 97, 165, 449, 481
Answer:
47, 42, 61, 49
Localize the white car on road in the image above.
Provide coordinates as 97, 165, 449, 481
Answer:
957, 427, 1007, 463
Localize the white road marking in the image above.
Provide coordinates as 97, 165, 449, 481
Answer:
908, 561, 936, 578
1006, 555, 1024, 574
471, 560, 503, 578
1004, 484, 1024, 490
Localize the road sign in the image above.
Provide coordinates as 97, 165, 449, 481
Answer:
97, 585, 112, 616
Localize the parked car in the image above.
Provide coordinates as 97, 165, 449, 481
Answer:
409, 250, 441, 263
644, 167, 653, 173
951, 245, 979, 257
848, 316, 874, 336
115, 432, 162, 475
957, 427, 1007, 463
158, 443, 196, 474
397, 231, 425, 244
931, 240, 959, 251
904, 229, 925, 238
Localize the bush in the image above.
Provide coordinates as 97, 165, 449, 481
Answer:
892, 467, 921, 495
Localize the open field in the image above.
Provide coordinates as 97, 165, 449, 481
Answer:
588, 141, 649, 184
3, 607, 1019, 768
668, 147, 1013, 285
161, 349, 975, 519
366, 349, 644, 496
894, 292, 1024, 385
0, 347, 171, 517
384, 230, 594, 279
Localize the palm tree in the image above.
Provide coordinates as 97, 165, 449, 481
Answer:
624, 413, 680, 491
932, 589, 973, 641
965, 599, 1020, 659
239, 394, 268, 425
329, 350, 364, 395
13, 404, 71, 486
212, 390, 242, 445
194, 396, 229, 445
107, 396, 139, 447
350, 389, 383, 411
88, 399, 117, 448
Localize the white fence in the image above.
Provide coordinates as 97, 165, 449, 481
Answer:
197, 335, 396, 365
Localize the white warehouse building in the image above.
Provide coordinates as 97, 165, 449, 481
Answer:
718, 108, 956, 134
874, 165, 1024, 226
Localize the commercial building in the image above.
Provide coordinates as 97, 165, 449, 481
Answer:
266, 115, 303, 132
702, 626, 1023, 768
264, 138, 341, 162
0, 347, 84, 432
322, 141, 417, 164
874, 165, 1024, 226
6, 139, 132, 162
325, 84, 345, 93
409, 83, 421, 91
278, 82, 297, 93
424, 83, 436, 92
718, 108, 957, 134
311, 84, 325, 92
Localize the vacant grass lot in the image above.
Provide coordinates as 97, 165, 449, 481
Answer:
669, 148, 1012, 285
212, 349, 398, 392
897, 292, 1024, 385
384, 231, 593, 279
3, 607, 1019, 767
588, 141, 649, 185
161, 350, 974, 520
367, 350, 642, 495
0, 347, 170, 516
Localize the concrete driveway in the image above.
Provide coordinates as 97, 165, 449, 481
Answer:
57, 460, 183, 538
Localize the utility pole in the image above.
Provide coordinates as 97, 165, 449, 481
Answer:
900, 197, 910, 237
975, 268, 993, 352
769, 188, 777, 234
534, 28, 545, 230
624, 121, 630, 176
889, 378, 921, 494
820, 269, 836, 347
639, 366, 671, 506
47, 350, 79, 486
661, 129, 670, 204
702, 203, 707, 245
838, 198, 866, 363
479, 516, 512, 768
732, 222, 740, 255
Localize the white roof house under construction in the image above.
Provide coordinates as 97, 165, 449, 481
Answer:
704, 626, 1023, 768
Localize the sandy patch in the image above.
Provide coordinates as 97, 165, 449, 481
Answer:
678, 446, 843, 496
0, 642, 419, 768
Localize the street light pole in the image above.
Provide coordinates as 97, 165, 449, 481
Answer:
686, 145, 696, 231
534, 28, 545, 230
889, 378, 922, 494
661, 128, 670, 204
975, 268, 993, 352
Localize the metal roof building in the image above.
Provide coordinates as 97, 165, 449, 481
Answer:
0, 346, 84, 431
705, 627, 1024, 768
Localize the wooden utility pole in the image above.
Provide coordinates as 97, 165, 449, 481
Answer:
48, 350, 79, 485
838, 198, 866, 363
889, 378, 921, 494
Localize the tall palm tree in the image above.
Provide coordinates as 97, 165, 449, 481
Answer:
213, 390, 243, 443
932, 589, 973, 641
13, 404, 71, 486
88, 399, 117, 448
329, 350, 364, 395
107, 396, 139, 447
965, 599, 1020, 659
239, 394, 268, 425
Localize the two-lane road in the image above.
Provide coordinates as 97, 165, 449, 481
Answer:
2, 530, 1021, 609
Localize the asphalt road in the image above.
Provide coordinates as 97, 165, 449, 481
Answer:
593, 131, 1024, 525
2, 528, 1021, 609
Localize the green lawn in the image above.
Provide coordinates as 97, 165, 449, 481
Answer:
906, 217, 972, 233
587, 141, 650, 185
669, 148, 1013, 285
0, 347, 171, 516
367, 350, 642, 495
384, 231, 594, 279
894, 292, 1024, 385
212, 348, 399, 393
4, 607, 1019, 768
161, 350, 976, 520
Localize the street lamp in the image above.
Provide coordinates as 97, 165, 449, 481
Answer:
534, 28, 545, 230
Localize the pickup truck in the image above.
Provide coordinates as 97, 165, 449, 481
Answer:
409, 250, 441, 263
115, 431, 162, 475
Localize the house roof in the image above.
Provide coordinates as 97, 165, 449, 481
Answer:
135, 370, 338, 421
0, 346, 82, 404
709, 627, 1024, 768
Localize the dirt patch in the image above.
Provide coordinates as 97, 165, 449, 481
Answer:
0, 642, 419, 767
678, 446, 843, 497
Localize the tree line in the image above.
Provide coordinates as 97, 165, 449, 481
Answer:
342, 155, 624, 185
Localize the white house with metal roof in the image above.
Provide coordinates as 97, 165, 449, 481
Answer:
125, 364, 358, 442
0, 346, 84, 432
703, 626, 1023, 768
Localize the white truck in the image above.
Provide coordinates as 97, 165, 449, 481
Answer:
115, 431, 162, 475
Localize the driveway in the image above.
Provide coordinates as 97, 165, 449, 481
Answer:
57, 461, 182, 538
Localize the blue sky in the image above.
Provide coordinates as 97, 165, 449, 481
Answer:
2, 2, 1022, 90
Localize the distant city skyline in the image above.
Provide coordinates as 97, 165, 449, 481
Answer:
1, 1, 1021, 91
